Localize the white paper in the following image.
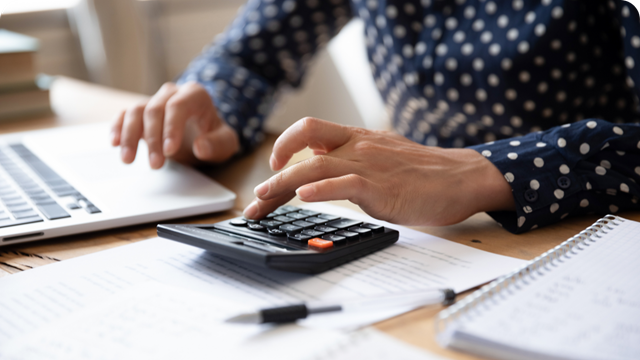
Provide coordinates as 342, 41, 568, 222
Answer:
1, 282, 445, 360
443, 218, 640, 360
0, 203, 525, 347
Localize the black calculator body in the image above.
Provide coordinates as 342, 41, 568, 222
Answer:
157, 205, 399, 274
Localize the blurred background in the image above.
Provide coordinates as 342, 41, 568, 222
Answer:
0, 0, 389, 132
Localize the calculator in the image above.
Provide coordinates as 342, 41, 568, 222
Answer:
157, 205, 399, 274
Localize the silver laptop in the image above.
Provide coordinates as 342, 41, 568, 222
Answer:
0, 122, 236, 246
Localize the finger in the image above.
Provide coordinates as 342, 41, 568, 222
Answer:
163, 82, 215, 157
254, 155, 354, 201
110, 110, 125, 146
243, 193, 295, 220
120, 103, 146, 164
270, 117, 353, 171
143, 83, 178, 169
193, 124, 240, 163
295, 174, 374, 207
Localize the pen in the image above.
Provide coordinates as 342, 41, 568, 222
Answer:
225, 288, 456, 324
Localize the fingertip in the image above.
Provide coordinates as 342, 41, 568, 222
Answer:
163, 138, 177, 156
243, 201, 259, 219
149, 152, 164, 169
193, 137, 212, 160
295, 185, 315, 200
110, 131, 120, 146
121, 146, 134, 164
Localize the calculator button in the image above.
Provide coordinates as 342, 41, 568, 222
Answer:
326, 219, 362, 229
292, 220, 315, 229
314, 225, 337, 233
266, 213, 277, 218
268, 228, 287, 237
274, 215, 296, 223
243, 218, 259, 224
260, 220, 284, 229
317, 214, 340, 221
285, 212, 308, 220
348, 227, 372, 236
308, 238, 333, 249
280, 224, 303, 233
248, 223, 267, 232
279, 205, 301, 212
305, 217, 327, 224
298, 210, 320, 217
288, 233, 312, 242
360, 223, 384, 233
321, 234, 347, 245
301, 229, 325, 237
335, 230, 359, 241
230, 219, 248, 226
274, 208, 290, 215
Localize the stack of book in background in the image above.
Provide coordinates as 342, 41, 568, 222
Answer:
0, 29, 52, 121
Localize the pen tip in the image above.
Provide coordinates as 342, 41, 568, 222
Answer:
225, 313, 262, 324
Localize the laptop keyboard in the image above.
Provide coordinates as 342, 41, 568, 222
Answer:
0, 144, 101, 229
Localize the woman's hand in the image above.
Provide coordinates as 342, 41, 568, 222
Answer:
243, 117, 514, 226
111, 81, 239, 169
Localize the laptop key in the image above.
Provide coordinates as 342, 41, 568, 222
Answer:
13, 210, 39, 219
86, 205, 101, 214
37, 203, 71, 220
0, 216, 43, 228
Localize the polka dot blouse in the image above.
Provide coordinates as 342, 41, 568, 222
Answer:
178, 0, 640, 233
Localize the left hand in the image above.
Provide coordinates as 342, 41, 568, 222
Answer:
243, 117, 514, 226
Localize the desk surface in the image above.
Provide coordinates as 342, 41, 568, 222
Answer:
2, 77, 638, 360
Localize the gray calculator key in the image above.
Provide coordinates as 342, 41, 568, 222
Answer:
260, 220, 284, 229
318, 214, 340, 221
288, 233, 311, 242
279, 205, 300, 212
314, 225, 337, 233
298, 210, 319, 216
326, 219, 362, 229
279, 224, 303, 233
348, 227, 372, 236
301, 229, 324, 237
292, 220, 315, 229
360, 223, 384, 233
273, 216, 296, 223
285, 212, 308, 220
321, 234, 347, 245
335, 230, 360, 241
37, 203, 71, 220
305, 217, 326, 224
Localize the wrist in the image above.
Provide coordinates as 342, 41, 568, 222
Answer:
466, 149, 516, 213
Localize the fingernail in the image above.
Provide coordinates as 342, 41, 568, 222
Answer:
150, 152, 163, 169
296, 185, 315, 199
163, 138, 175, 155
121, 146, 132, 163
243, 201, 258, 219
254, 181, 269, 197
269, 154, 276, 170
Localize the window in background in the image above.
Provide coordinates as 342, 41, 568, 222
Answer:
1, 0, 81, 14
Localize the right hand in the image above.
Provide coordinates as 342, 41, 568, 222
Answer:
111, 81, 240, 169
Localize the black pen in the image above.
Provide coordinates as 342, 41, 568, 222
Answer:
225, 288, 456, 324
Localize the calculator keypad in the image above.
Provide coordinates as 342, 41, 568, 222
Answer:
228, 206, 389, 250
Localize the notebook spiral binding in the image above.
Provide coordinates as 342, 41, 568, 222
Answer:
435, 214, 623, 334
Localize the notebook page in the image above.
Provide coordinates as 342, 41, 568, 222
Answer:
450, 219, 640, 360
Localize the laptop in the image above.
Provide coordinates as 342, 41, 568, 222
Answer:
0, 122, 236, 246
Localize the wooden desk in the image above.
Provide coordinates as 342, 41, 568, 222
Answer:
1, 77, 638, 359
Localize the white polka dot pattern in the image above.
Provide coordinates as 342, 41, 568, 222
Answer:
177, 0, 640, 233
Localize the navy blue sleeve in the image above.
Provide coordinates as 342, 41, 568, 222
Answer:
470, 119, 640, 233
177, 0, 352, 153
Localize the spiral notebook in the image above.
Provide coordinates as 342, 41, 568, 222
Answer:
436, 215, 640, 360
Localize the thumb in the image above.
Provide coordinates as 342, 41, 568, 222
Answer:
192, 124, 240, 163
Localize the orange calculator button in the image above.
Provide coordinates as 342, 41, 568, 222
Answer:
308, 238, 333, 249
